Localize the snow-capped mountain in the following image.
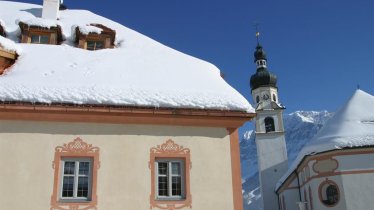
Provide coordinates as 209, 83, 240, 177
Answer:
240, 111, 333, 210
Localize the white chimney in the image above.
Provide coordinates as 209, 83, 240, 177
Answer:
42, 0, 60, 20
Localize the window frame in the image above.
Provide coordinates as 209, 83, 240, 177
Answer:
86, 40, 105, 51
30, 33, 50, 44
318, 179, 340, 207
59, 158, 93, 202
155, 159, 186, 200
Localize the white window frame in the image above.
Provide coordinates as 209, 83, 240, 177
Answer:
86, 40, 104, 51
155, 159, 185, 200
59, 158, 93, 202
30, 34, 50, 44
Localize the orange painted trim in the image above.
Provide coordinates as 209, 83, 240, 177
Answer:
0, 103, 254, 128
149, 139, 192, 210
228, 128, 243, 210
50, 138, 100, 210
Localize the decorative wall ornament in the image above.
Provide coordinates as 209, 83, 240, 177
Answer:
51, 137, 100, 210
149, 139, 192, 210
312, 158, 339, 174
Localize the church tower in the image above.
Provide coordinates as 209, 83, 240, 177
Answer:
250, 40, 288, 210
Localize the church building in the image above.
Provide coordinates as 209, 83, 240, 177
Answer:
250, 41, 374, 210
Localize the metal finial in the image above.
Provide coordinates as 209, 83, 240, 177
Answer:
253, 22, 260, 46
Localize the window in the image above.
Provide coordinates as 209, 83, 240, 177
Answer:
149, 139, 192, 209
86, 40, 104, 51
61, 159, 92, 201
264, 117, 275, 132
51, 138, 100, 210
156, 160, 185, 199
319, 180, 340, 207
30, 34, 49, 44
256, 95, 260, 103
325, 185, 339, 205
273, 94, 277, 102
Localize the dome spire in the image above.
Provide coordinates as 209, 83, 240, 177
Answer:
249, 30, 277, 90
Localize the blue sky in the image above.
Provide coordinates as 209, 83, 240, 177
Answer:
12, 0, 374, 131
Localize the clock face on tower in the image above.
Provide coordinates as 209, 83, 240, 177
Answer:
262, 94, 270, 101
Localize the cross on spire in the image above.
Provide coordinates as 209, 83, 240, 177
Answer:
253, 23, 260, 46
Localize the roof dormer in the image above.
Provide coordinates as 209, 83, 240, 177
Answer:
74, 24, 116, 50
0, 37, 17, 75
19, 19, 63, 45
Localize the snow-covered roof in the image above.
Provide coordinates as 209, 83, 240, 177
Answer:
0, 36, 19, 54
276, 89, 374, 190
18, 17, 59, 28
0, 1, 254, 113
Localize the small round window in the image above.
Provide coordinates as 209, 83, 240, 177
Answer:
319, 180, 340, 206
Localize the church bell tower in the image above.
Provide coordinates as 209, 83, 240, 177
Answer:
250, 37, 288, 210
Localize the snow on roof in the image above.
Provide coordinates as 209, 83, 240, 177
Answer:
18, 17, 59, 28
276, 89, 374, 190
0, 36, 19, 53
76, 25, 103, 35
0, 1, 254, 112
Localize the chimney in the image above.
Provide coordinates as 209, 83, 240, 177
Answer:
42, 0, 60, 20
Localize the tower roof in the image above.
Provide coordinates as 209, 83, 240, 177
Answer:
250, 44, 277, 90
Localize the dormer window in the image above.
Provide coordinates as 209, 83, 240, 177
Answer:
87, 40, 104, 51
74, 24, 116, 51
0, 37, 17, 75
30, 34, 50, 44
19, 20, 63, 45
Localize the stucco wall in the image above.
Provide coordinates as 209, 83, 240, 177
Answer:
0, 120, 234, 210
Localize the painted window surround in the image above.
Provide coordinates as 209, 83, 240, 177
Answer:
51, 138, 100, 210
318, 179, 340, 207
149, 139, 192, 210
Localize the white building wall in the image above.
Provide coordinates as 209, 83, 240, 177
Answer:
0, 120, 235, 210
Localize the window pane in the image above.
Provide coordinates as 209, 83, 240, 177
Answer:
30, 35, 40, 43
95, 41, 104, 50
87, 41, 95, 50
77, 177, 89, 197
172, 176, 182, 196
171, 162, 181, 175
158, 162, 168, 175
64, 161, 75, 175
158, 177, 168, 196
62, 176, 74, 197
40, 35, 49, 44
79, 162, 90, 175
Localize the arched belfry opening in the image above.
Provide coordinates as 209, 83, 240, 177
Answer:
264, 117, 275, 132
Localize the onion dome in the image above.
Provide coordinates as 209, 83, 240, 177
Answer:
250, 45, 277, 90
